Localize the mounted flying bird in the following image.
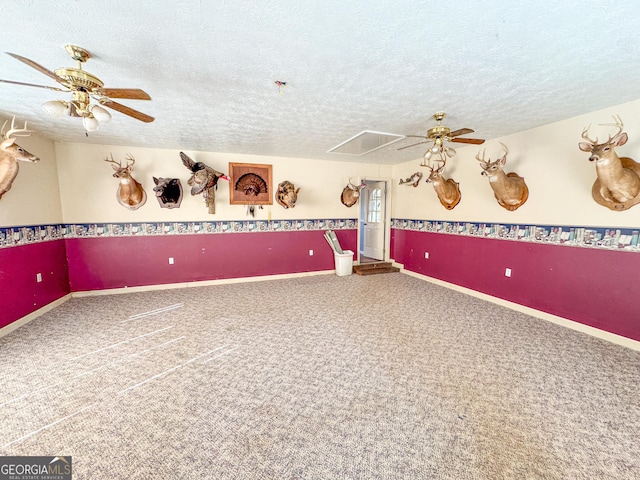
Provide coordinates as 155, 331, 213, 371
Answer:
0, 45, 153, 132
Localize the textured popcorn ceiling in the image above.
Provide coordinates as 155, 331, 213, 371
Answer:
1, 1, 639, 164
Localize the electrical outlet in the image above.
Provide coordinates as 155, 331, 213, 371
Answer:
424, 252, 429, 259
168, 257, 174, 265
309, 249, 314, 256
36, 273, 42, 283
505, 268, 511, 277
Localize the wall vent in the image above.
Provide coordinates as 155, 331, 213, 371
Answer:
327, 130, 405, 156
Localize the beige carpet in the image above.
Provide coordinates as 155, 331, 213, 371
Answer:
1, 273, 639, 479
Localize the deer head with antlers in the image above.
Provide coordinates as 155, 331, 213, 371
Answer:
578, 115, 640, 210
0, 117, 40, 200
340, 177, 365, 207
421, 154, 461, 210
476, 142, 528, 211
104, 153, 147, 210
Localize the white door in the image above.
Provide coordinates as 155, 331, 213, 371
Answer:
362, 181, 386, 260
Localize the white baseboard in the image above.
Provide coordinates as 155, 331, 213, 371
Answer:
399, 266, 640, 352
0, 294, 72, 339
71, 269, 336, 297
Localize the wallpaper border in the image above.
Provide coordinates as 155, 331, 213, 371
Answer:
4, 219, 639, 252
391, 218, 640, 252
0, 219, 357, 249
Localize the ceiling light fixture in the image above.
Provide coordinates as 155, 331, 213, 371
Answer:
399, 112, 485, 163
0, 45, 153, 133
42, 90, 112, 132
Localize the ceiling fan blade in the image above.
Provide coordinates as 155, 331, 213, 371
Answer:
450, 137, 485, 145
6, 52, 65, 84
0, 78, 68, 92
448, 128, 474, 138
398, 141, 428, 151
100, 99, 154, 123
97, 88, 151, 100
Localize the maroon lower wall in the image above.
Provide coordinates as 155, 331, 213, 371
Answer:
66, 229, 356, 292
391, 229, 640, 342
0, 240, 70, 329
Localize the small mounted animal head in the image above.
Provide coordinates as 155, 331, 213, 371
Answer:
276, 180, 300, 209
153, 177, 183, 209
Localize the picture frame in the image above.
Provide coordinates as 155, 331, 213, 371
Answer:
229, 162, 273, 205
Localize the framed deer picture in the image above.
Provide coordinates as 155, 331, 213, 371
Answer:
229, 162, 273, 205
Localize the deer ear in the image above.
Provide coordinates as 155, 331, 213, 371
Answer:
153, 177, 159, 185
498, 155, 507, 166
578, 142, 593, 152
614, 132, 628, 147
295, 187, 300, 194
1, 138, 16, 149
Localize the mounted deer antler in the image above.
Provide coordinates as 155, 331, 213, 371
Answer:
578, 115, 640, 210
476, 142, 528, 211
421, 156, 461, 210
104, 153, 146, 210
0, 117, 40, 200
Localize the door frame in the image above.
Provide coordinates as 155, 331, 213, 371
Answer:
357, 176, 392, 264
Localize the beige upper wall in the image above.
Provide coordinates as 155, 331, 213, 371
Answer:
55, 143, 392, 223
392, 98, 640, 228
6, 98, 640, 229
0, 116, 62, 227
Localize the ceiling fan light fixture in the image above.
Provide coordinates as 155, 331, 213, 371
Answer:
42, 100, 70, 118
90, 104, 111, 123
82, 115, 99, 132
444, 146, 456, 157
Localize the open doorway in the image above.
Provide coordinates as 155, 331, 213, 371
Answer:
358, 178, 391, 264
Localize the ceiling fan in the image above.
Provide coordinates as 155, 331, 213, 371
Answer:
0, 45, 154, 131
398, 112, 485, 163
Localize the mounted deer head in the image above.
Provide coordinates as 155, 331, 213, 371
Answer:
341, 177, 365, 207
104, 153, 147, 210
421, 157, 460, 210
578, 115, 640, 210
476, 142, 528, 211
0, 117, 40, 200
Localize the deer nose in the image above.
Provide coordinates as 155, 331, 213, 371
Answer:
589, 155, 598, 162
